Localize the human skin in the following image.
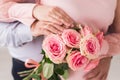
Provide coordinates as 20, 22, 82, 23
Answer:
84, 0, 120, 80
0, 0, 119, 80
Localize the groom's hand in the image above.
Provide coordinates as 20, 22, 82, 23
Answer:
31, 21, 68, 37
83, 57, 112, 80
33, 5, 74, 27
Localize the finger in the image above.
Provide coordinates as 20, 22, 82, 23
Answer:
32, 21, 54, 36
84, 68, 100, 79
52, 11, 71, 27
85, 72, 101, 80
56, 7, 73, 21
55, 7, 74, 25
44, 24, 61, 34
41, 21, 65, 30
101, 73, 107, 80
50, 8, 71, 27
84, 59, 100, 72
41, 29, 53, 36
50, 23, 65, 31
49, 11, 69, 28
39, 21, 63, 33
90, 72, 105, 80
88, 71, 107, 80
46, 16, 63, 25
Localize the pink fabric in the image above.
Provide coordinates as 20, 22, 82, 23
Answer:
41, 0, 117, 33
0, 0, 36, 26
8, 3, 36, 26
0, 1, 16, 22
0, 0, 117, 28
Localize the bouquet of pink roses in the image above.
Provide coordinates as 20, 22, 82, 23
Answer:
18, 24, 109, 80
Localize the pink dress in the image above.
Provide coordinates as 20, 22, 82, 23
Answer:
40, 0, 117, 80
41, 0, 116, 33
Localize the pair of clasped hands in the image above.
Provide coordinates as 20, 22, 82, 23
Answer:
31, 5, 111, 80
31, 5, 74, 37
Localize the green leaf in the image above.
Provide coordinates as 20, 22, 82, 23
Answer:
55, 63, 69, 70
43, 63, 54, 79
67, 48, 73, 54
35, 64, 43, 74
54, 63, 69, 75
61, 70, 69, 80
71, 27, 80, 32
31, 74, 41, 80
45, 58, 52, 63
23, 70, 36, 80
45, 53, 49, 58
36, 59, 45, 74
41, 49, 45, 54
48, 73, 61, 80
55, 68, 64, 75
72, 48, 80, 51
61, 63, 69, 70
42, 59, 45, 64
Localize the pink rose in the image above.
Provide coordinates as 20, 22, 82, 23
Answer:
62, 29, 81, 48
96, 32, 104, 47
42, 34, 67, 64
81, 25, 92, 36
81, 25, 100, 36
80, 34, 101, 59
66, 50, 88, 71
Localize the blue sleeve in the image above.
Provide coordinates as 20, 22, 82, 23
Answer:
0, 21, 33, 47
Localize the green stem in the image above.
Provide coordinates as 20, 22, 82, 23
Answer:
18, 69, 34, 75
23, 70, 35, 80
23, 66, 42, 80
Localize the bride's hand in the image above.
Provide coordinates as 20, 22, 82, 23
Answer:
33, 5, 74, 27
83, 57, 112, 80
31, 21, 66, 37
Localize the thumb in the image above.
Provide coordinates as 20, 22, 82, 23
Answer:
99, 39, 109, 56
84, 59, 100, 72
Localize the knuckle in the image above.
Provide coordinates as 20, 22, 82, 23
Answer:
50, 6, 57, 11
48, 26, 52, 29
43, 25, 47, 29
40, 28, 44, 31
87, 72, 96, 78
37, 22, 44, 26
47, 23, 51, 26
49, 23, 56, 26
48, 26, 51, 29
53, 6, 59, 10
51, 6, 61, 12
89, 73, 95, 77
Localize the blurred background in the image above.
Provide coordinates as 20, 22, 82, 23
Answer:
0, 47, 120, 80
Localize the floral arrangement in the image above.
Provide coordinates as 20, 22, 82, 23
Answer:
18, 24, 108, 80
